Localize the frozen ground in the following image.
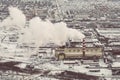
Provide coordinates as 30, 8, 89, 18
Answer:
0, 57, 114, 80
0, 47, 120, 80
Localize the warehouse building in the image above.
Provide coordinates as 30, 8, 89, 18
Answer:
55, 38, 103, 60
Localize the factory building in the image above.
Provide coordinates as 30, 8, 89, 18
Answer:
55, 38, 103, 60
55, 46, 103, 60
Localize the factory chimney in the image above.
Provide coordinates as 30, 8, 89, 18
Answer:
66, 38, 71, 47
82, 38, 86, 57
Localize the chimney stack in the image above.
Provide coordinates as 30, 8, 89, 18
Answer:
82, 38, 86, 57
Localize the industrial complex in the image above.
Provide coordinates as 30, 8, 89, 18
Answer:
0, 0, 120, 80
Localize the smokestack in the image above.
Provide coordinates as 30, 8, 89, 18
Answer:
66, 38, 71, 47
33, 6, 38, 17
82, 38, 86, 57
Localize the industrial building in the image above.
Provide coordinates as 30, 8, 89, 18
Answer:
55, 38, 103, 60
96, 28, 120, 39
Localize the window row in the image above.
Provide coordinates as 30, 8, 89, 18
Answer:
67, 49, 100, 52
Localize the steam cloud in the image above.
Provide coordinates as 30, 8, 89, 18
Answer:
23, 17, 85, 46
1, 6, 85, 47
1, 6, 26, 29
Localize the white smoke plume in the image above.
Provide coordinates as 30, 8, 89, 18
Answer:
0, 6, 85, 47
1, 6, 26, 30
23, 17, 85, 46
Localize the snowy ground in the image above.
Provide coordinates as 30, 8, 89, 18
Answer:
0, 48, 120, 80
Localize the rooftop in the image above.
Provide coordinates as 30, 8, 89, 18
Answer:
96, 28, 120, 38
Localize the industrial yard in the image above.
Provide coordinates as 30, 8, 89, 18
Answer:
0, 0, 120, 80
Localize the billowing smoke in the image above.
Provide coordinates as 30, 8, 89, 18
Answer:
23, 17, 85, 46
0, 6, 26, 56
0, 6, 85, 57
1, 6, 85, 47
1, 6, 26, 29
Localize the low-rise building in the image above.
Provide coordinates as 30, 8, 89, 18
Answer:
55, 38, 103, 60
96, 28, 120, 39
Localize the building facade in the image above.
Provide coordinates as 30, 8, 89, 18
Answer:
55, 46, 103, 60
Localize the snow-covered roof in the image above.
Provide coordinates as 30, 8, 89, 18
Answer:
96, 28, 120, 38
109, 42, 120, 46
